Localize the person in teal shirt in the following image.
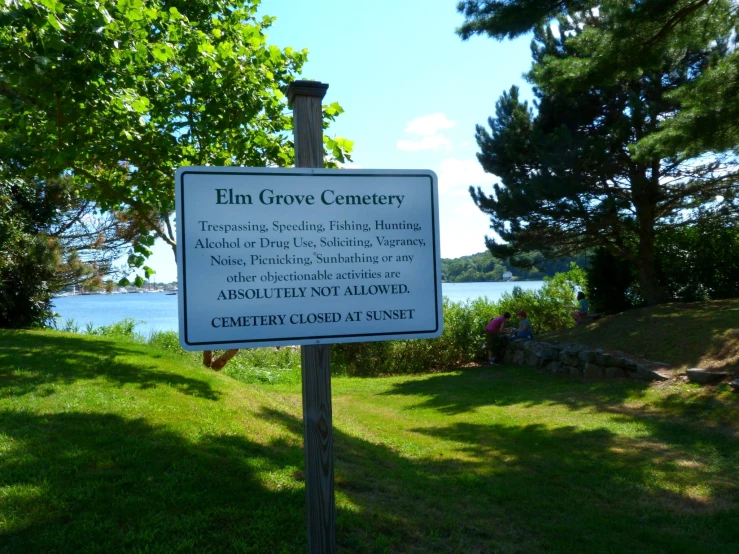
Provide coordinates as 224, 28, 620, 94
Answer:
571, 291, 589, 324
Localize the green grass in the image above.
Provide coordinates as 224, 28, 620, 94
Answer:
544, 299, 739, 373
1, 329, 738, 553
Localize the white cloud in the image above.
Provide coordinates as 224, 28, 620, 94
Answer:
437, 157, 496, 195
396, 113, 457, 152
403, 113, 456, 136
396, 134, 452, 152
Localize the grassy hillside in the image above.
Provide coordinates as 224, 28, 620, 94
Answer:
543, 299, 739, 374
1, 329, 738, 553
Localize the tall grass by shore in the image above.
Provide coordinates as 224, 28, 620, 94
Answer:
55, 267, 583, 381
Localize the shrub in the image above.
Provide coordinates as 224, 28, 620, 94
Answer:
51, 265, 586, 378
86, 318, 138, 339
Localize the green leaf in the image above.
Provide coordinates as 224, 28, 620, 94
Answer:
151, 44, 171, 62
134, 275, 145, 288
46, 13, 65, 31
144, 266, 156, 278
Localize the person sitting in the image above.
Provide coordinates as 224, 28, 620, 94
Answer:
512, 310, 534, 339
485, 312, 511, 365
570, 291, 589, 324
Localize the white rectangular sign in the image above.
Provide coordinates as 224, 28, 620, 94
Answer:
175, 167, 443, 349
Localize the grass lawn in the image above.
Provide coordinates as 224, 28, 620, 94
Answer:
1, 329, 738, 553
544, 299, 739, 374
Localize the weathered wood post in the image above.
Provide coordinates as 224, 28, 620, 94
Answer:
287, 80, 336, 554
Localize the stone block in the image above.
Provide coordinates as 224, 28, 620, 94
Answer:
564, 344, 586, 355
544, 361, 560, 373
583, 363, 604, 378
578, 350, 597, 364
538, 347, 560, 362
635, 364, 669, 381
646, 362, 671, 371
503, 348, 515, 365
523, 341, 538, 352
605, 367, 625, 378
509, 339, 526, 351
619, 358, 638, 371
686, 368, 727, 384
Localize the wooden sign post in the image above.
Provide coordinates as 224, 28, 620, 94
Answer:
175, 80, 442, 554
287, 80, 336, 554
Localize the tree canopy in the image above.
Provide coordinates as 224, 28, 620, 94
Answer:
441, 250, 587, 282
457, 0, 739, 157
0, 0, 352, 285
458, 1, 738, 305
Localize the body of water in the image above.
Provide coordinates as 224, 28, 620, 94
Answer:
52, 281, 545, 336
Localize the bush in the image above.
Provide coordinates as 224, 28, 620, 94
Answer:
332, 266, 585, 376
657, 217, 739, 302
86, 318, 138, 338
331, 296, 496, 376
496, 263, 586, 334
52, 265, 586, 379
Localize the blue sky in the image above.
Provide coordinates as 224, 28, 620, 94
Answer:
144, 0, 534, 282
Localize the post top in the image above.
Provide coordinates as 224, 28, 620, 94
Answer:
287, 80, 329, 106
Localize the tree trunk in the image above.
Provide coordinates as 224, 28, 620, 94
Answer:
632, 170, 666, 306
636, 227, 664, 306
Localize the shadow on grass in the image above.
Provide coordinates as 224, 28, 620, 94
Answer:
0, 409, 306, 553
381, 366, 652, 415
0, 404, 737, 553
259, 407, 739, 554
544, 300, 739, 372
0, 331, 219, 400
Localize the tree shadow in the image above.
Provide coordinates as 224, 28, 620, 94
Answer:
257, 406, 739, 554
380, 366, 651, 415
0, 409, 306, 553
0, 331, 219, 400
1, 402, 736, 553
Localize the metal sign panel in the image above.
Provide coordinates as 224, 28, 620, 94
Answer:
175, 167, 443, 349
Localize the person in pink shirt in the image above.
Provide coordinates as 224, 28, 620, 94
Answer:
485, 312, 511, 365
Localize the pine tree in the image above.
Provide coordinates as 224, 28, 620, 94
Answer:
460, 3, 738, 305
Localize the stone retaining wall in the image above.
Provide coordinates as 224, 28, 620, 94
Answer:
502, 339, 671, 381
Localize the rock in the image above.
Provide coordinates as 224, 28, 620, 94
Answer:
635, 364, 670, 381
605, 367, 625, 379
583, 363, 604, 378
526, 351, 541, 367
729, 380, 739, 392
544, 361, 561, 373
538, 347, 560, 363
619, 358, 638, 371
513, 351, 525, 365
503, 348, 515, 365
686, 368, 727, 384
563, 344, 586, 355
559, 351, 570, 364
648, 361, 670, 369
509, 339, 526, 351
569, 366, 583, 377
523, 341, 538, 353
578, 350, 598, 364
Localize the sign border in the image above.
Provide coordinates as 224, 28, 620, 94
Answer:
175, 167, 443, 349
